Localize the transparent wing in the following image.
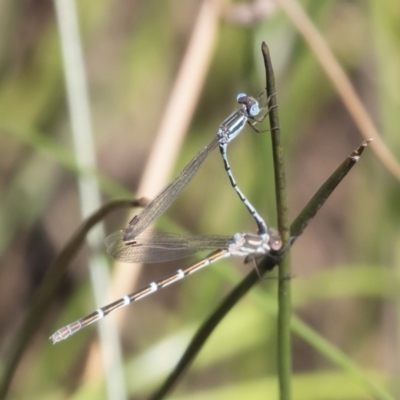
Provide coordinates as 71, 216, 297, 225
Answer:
105, 230, 232, 263
123, 137, 219, 240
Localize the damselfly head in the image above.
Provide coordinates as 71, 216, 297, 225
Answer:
236, 93, 260, 117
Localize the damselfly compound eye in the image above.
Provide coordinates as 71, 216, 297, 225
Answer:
249, 102, 260, 116
236, 92, 247, 102
271, 237, 283, 252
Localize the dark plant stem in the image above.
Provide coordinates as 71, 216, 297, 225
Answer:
262, 41, 292, 400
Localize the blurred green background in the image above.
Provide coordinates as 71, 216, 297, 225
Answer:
0, 0, 399, 399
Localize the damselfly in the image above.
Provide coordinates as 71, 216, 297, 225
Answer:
123, 93, 271, 242
218, 93, 271, 237
50, 230, 282, 343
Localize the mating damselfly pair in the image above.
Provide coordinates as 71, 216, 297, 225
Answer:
50, 92, 282, 344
